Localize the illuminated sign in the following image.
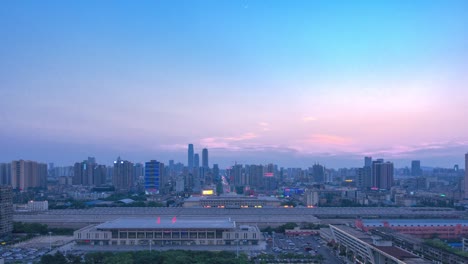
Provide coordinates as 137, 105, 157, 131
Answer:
344, 179, 353, 182
202, 190, 214, 195
264, 172, 274, 177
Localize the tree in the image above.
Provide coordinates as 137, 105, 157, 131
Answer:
39, 252, 67, 264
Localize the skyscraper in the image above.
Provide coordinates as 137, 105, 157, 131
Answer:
73, 158, 103, 186
411, 160, 422, 176
364, 157, 372, 167
202, 148, 209, 168
145, 160, 161, 194
188, 144, 194, 171
113, 157, 135, 191
465, 153, 468, 199
372, 159, 394, 190
0, 185, 13, 238
194, 154, 200, 168
11, 160, 47, 190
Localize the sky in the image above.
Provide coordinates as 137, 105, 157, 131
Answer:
1, 0, 467, 168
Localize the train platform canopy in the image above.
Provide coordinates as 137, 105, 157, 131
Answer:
95, 217, 236, 230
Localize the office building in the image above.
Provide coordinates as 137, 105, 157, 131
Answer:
194, 154, 200, 169
372, 159, 394, 190
145, 160, 162, 194
212, 164, 220, 180
464, 153, 468, 199
113, 157, 135, 191
188, 144, 194, 172
202, 148, 209, 168
11, 160, 47, 190
0, 185, 13, 237
411, 160, 422, 176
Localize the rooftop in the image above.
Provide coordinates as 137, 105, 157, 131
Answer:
96, 217, 236, 230
362, 219, 468, 226
185, 195, 279, 201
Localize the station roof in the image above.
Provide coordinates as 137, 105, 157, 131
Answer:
361, 219, 468, 226
96, 217, 236, 230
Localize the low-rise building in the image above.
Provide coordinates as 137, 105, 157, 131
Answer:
183, 195, 280, 208
356, 219, 468, 239
330, 224, 430, 264
74, 217, 261, 247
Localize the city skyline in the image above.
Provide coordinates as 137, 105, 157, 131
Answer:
1, 1, 468, 168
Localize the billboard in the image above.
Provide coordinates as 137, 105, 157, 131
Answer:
202, 189, 214, 196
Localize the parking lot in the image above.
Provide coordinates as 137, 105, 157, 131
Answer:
264, 233, 344, 264
1, 246, 49, 263
0, 235, 74, 263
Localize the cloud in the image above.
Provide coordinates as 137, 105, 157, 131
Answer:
225, 132, 258, 141
361, 140, 468, 158
306, 134, 352, 145
258, 122, 271, 131
302, 116, 318, 122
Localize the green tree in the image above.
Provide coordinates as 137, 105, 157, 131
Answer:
39, 252, 68, 264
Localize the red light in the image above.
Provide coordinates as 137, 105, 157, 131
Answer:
157, 217, 161, 224
172, 216, 177, 223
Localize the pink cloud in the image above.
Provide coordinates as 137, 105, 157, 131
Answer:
302, 116, 318, 122
306, 134, 353, 145
225, 132, 258, 141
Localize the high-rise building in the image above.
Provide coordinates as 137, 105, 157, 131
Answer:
133, 163, 144, 179
357, 166, 372, 190
48, 163, 55, 178
372, 159, 394, 190
93, 165, 107, 186
0, 185, 13, 238
0, 163, 11, 185
194, 154, 200, 168
213, 164, 220, 180
73, 158, 103, 186
312, 164, 325, 183
11, 160, 47, 190
465, 153, 468, 199
87, 157, 96, 164
364, 157, 372, 167
202, 148, 209, 168
411, 160, 422, 176
188, 144, 194, 171
145, 160, 162, 194
113, 157, 135, 191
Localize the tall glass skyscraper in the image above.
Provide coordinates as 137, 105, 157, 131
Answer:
202, 148, 209, 168
145, 160, 161, 194
188, 144, 194, 172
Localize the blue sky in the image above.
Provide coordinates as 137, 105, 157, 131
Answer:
1, 0, 467, 168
